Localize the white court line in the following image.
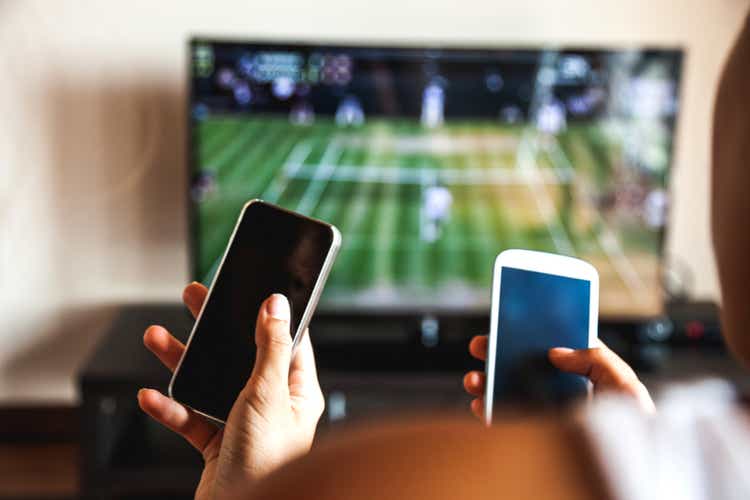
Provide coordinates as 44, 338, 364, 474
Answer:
518, 130, 575, 255
547, 137, 647, 298
261, 141, 313, 203
286, 163, 568, 186
336, 134, 521, 154
295, 139, 343, 215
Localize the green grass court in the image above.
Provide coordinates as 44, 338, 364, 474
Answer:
194, 115, 663, 314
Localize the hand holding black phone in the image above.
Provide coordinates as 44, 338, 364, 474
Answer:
170, 200, 341, 423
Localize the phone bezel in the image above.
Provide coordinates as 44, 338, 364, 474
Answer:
168, 199, 342, 424
484, 249, 599, 425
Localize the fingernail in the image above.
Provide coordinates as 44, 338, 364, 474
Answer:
550, 347, 574, 355
266, 294, 290, 322
143, 325, 156, 342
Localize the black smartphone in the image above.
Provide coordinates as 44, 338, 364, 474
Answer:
169, 200, 341, 423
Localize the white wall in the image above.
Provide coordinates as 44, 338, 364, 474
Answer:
1, 0, 748, 403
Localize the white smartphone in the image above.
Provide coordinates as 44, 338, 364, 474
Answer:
484, 249, 599, 424
170, 200, 341, 424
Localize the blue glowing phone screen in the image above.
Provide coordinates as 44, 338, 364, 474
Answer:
492, 266, 591, 406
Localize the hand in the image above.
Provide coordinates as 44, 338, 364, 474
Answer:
547, 340, 655, 413
137, 283, 325, 500
463, 336, 655, 418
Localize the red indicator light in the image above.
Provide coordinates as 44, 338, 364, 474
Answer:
685, 321, 705, 340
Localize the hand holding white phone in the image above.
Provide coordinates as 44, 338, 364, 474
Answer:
484, 249, 599, 424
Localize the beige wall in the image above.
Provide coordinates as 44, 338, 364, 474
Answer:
1, 0, 748, 403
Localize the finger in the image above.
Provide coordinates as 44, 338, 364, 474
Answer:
182, 282, 208, 318
290, 329, 318, 377
549, 345, 656, 413
143, 325, 186, 372
469, 335, 488, 361
548, 346, 637, 387
289, 330, 320, 396
137, 388, 217, 455
470, 398, 484, 420
463, 371, 486, 397
248, 294, 293, 395
289, 330, 325, 416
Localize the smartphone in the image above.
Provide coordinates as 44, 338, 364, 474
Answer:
170, 200, 341, 423
484, 249, 598, 424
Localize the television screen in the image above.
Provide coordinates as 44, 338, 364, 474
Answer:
189, 39, 682, 317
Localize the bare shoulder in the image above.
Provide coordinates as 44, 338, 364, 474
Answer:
253, 414, 610, 500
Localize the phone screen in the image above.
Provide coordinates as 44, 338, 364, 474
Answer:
172, 201, 337, 422
492, 267, 591, 407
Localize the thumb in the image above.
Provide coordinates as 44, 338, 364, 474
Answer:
548, 345, 655, 413
249, 294, 293, 393
548, 345, 637, 388
548, 347, 595, 376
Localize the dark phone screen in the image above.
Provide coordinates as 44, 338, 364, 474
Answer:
172, 201, 335, 422
492, 267, 591, 407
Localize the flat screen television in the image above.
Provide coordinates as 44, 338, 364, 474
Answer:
188, 39, 683, 329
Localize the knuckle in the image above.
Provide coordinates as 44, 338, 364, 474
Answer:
315, 390, 325, 417
589, 363, 603, 381
592, 348, 618, 370
589, 347, 607, 362
619, 380, 643, 398
258, 320, 293, 348
244, 374, 278, 411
